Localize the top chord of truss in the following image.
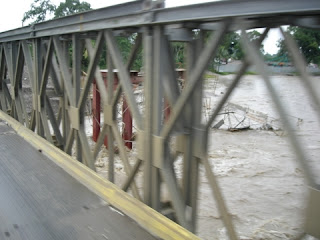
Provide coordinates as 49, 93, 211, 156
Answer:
0, 0, 320, 42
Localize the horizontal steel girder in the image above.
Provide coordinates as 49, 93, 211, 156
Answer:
0, 0, 320, 42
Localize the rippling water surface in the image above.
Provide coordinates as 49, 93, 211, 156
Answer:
198, 75, 320, 239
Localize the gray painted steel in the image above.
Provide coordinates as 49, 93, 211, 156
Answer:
0, 0, 320, 42
0, 121, 156, 240
0, 0, 319, 238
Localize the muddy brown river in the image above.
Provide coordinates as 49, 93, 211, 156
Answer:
197, 75, 320, 239
94, 74, 320, 240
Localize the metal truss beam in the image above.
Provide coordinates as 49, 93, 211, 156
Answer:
0, 1, 319, 239
0, 0, 319, 42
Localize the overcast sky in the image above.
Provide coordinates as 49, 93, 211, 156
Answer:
0, 0, 281, 54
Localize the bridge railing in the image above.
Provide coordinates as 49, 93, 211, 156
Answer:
0, 0, 320, 239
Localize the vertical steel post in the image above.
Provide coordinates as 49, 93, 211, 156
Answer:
61, 40, 71, 148
179, 32, 204, 231
143, 26, 153, 206
73, 33, 83, 162
151, 25, 165, 211
34, 39, 44, 137
0, 48, 6, 111
189, 31, 205, 232
107, 51, 115, 182
182, 39, 195, 206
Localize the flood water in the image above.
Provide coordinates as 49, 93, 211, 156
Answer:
198, 75, 320, 239
93, 74, 320, 240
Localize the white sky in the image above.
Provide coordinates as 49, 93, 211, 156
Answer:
0, 0, 281, 54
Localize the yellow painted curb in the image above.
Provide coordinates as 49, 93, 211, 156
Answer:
0, 111, 200, 240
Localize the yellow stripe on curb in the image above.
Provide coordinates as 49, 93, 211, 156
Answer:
0, 111, 200, 240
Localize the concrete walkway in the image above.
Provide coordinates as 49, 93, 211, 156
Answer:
0, 120, 156, 240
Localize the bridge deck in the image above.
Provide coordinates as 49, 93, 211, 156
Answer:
0, 120, 156, 240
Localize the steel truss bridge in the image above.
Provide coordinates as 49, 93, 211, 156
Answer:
0, 0, 319, 239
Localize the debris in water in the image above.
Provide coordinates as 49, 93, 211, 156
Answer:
228, 126, 250, 132
213, 119, 224, 129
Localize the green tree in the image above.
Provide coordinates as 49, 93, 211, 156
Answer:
54, 0, 91, 18
275, 39, 289, 63
171, 42, 185, 68
277, 27, 320, 64
98, 34, 143, 71
23, 0, 92, 71
207, 31, 241, 71
219, 32, 242, 61
247, 30, 264, 55
206, 30, 265, 72
22, 0, 91, 24
22, 0, 56, 24
117, 34, 143, 71
264, 53, 278, 62
210, 30, 263, 64
23, 1, 142, 71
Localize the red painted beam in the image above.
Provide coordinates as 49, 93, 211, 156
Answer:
122, 97, 133, 149
92, 71, 142, 150
92, 79, 101, 142
164, 99, 171, 122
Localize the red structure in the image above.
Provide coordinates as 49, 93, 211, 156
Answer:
92, 69, 184, 150
164, 100, 171, 122
122, 97, 133, 149
92, 79, 101, 142
92, 70, 140, 149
